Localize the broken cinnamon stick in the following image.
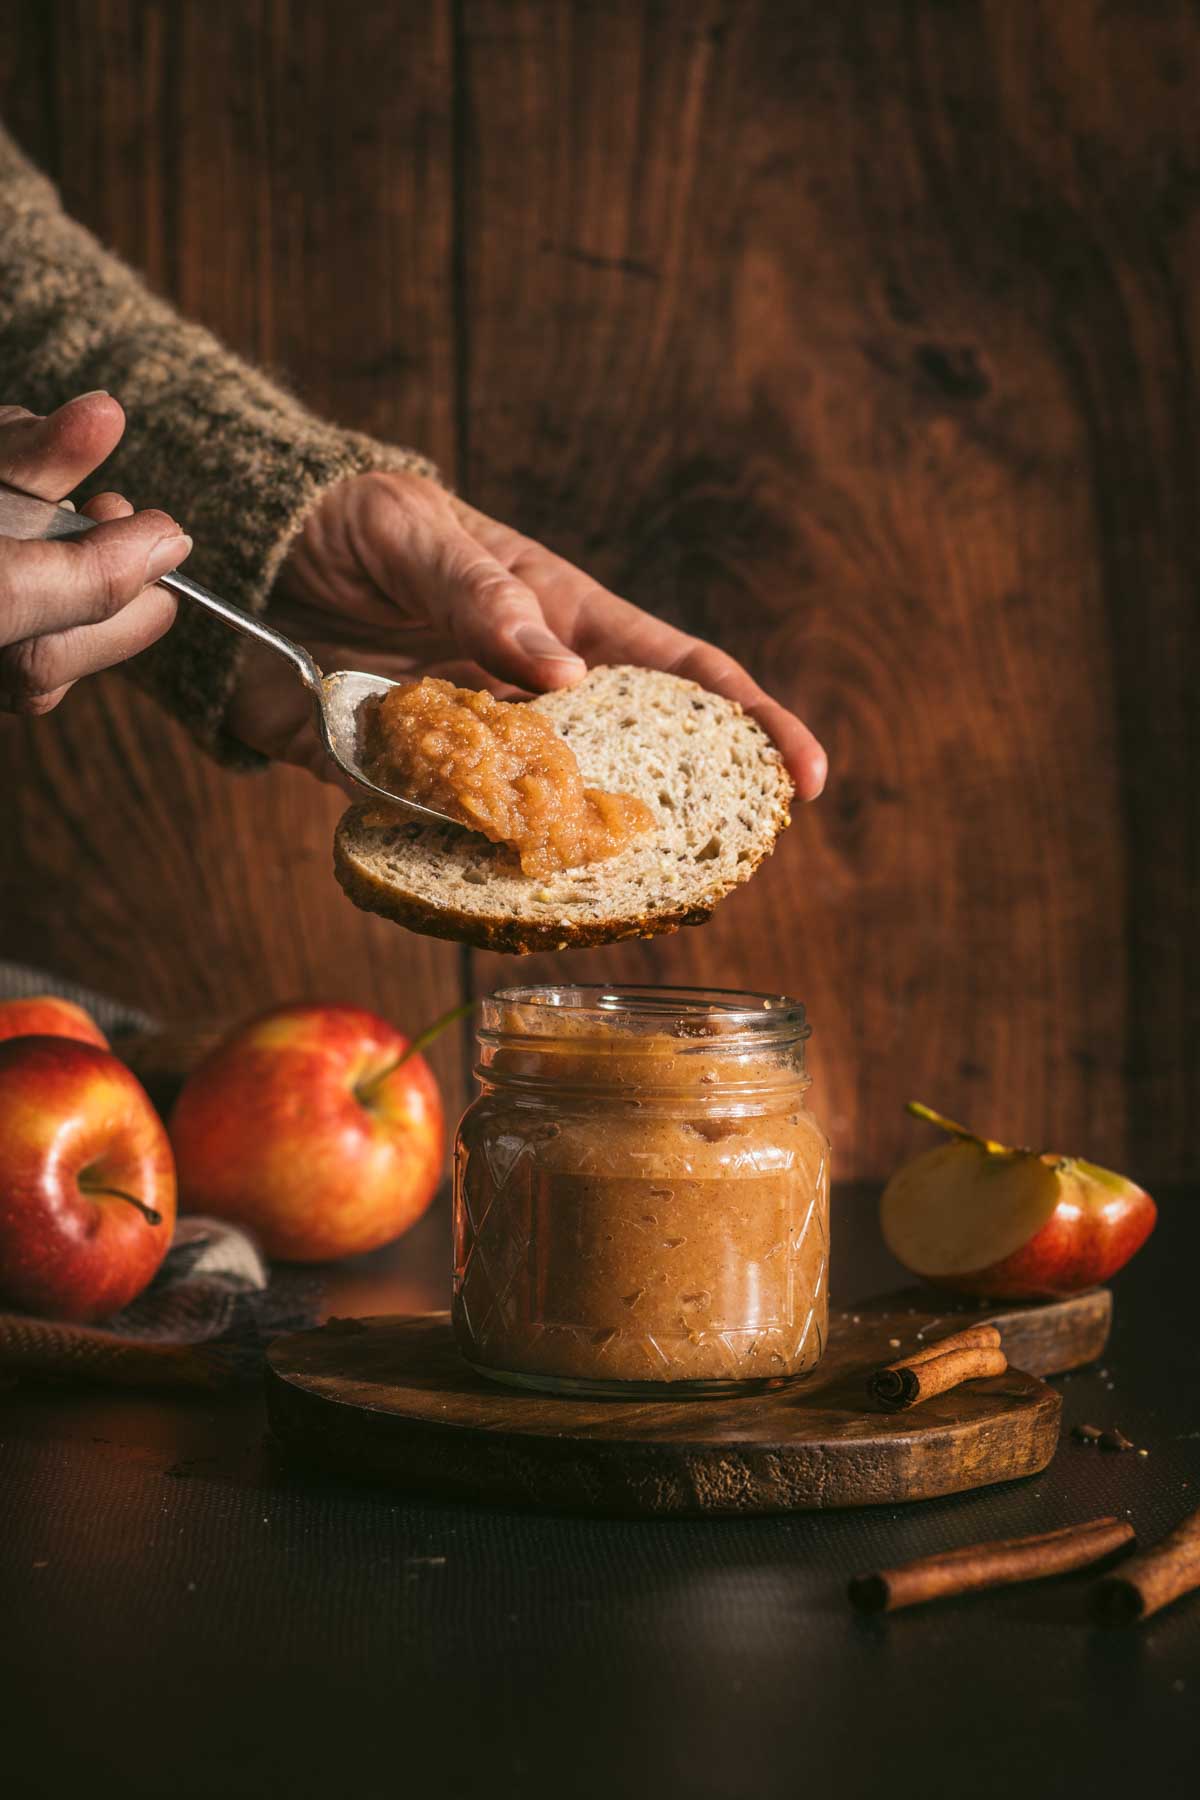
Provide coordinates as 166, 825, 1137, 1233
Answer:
1093, 1505, 1200, 1625
867, 1325, 1007, 1411
848, 1515, 1135, 1614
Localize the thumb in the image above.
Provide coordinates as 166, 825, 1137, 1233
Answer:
433, 529, 585, 691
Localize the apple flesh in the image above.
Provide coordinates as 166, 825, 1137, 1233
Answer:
881, 1104, 1156, 1299
0, 995, 109, 1050
0, 1037, 175, 1322
168, 1003, 445, 1262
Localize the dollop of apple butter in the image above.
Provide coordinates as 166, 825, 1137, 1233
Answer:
364, 677, 654, 877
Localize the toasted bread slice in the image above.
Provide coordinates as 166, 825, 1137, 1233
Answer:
333, 665, 793, 953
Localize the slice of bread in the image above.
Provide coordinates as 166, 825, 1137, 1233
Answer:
333, 665, 793, 953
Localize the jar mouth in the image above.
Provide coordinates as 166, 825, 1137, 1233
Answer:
483, 984, 809, 1048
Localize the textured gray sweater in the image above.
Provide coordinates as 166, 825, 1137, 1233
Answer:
0, 121, 436, 764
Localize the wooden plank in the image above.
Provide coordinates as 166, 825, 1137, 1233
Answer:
263, 1290, 1085, 1516
0, 2, 468, 1112
458, 0, 1197, 1185
2, 2, 1197, 1185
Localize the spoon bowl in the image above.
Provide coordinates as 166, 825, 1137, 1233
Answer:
317, 668, 459, 825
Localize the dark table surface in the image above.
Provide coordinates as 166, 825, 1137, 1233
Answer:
3, 1184, 1197, 1800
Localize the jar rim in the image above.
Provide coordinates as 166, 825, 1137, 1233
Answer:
484, 983, 809, 1043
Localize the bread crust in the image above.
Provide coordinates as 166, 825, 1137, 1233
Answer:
333, 803, 788, 952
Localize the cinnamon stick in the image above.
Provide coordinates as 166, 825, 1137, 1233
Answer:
867, 1325, 1007, 1411
849, 1515, 1135, 1614
897, 1324, 1004, 1364
1093, 1506, 1200, 1625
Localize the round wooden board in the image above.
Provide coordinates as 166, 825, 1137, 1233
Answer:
263, 1291, 1086, 1517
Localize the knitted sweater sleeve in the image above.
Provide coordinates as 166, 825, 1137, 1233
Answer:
0, 122, 438, 765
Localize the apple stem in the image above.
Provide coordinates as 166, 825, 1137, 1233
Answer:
79, 1184, 163, 1226
397, 999, 477, 1067
906, 1101, 1007, 1155
357, 1000, 477, 1104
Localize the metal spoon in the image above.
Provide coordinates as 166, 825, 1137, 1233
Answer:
0, 481, 458, 827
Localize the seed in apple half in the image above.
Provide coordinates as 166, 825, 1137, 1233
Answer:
881, 1103, 1157, 1299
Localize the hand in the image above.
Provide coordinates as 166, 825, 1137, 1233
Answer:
228, 470, 827, 799
0, 394, 192, 714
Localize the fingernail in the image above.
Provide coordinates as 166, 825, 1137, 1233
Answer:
71, 389, 112, 402
143, 533, 192, 584
514, 625, 585, 667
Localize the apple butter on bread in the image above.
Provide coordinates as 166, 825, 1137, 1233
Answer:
364, 677, 654, 877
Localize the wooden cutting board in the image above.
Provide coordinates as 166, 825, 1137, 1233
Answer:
265, 1286, 1110, 1517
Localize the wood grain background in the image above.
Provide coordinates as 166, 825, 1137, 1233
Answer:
1, 1, 1195, 1185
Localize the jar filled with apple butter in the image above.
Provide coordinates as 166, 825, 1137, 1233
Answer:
453, 985, 829, 1396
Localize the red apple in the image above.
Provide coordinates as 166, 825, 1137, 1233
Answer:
881, 1103, 1156, 1299
168, 1003, 445, 1261
0, 1037, 176, 1322
0, 995, 109, 1049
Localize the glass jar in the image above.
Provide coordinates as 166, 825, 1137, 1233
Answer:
453, 985, 830, 1397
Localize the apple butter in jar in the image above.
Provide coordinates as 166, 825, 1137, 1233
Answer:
453, 985, 830, 1396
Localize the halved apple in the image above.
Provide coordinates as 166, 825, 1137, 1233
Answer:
881, 1104, 1157, 1299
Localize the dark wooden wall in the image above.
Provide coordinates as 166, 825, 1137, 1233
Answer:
1, 1, 1196, 1184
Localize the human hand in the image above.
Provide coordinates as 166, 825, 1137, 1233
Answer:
0, 394, 192, 714
228, 470, 827, 799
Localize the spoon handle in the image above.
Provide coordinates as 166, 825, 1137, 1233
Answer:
0, 481, 322, 693
156, 565, 322, 693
